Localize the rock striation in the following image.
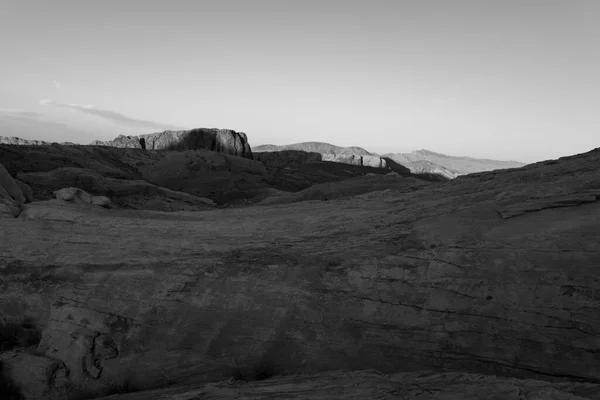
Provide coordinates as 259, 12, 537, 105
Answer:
254, 142, 388, 169
1, 146, 600, 399
91, 128, 254, 159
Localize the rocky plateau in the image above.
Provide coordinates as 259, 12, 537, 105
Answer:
1, 135, 600, 399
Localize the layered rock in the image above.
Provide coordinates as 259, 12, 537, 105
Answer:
0, 136, 52, 146
322, 153, 387, 168
91, 128, 254, 159
16, 167, 216, 212
255, 142, 388, 169
1, 147, 600, 399
91, 370, 600, 399
0, 162, 32, 217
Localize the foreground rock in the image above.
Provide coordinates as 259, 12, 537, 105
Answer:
54, 187, 112, 208
91, 128, 254, 159
0, 162, 32, 217
17, 166, 216, 211
1, 146, 599, 399
1, 143, 434, 207
93, 370, 600, 400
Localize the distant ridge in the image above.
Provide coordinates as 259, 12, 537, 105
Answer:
254, 142, 376, 156
255, 142, 527, 178
383, 149, 527, 176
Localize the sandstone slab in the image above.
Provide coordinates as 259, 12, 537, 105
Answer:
1, 147, 599, 398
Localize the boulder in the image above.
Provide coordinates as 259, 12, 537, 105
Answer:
54, 187, 112, 208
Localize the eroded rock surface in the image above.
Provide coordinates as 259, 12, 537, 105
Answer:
1, 147, 599, 399
95, 370, 600, 400
91, 128, 254, 159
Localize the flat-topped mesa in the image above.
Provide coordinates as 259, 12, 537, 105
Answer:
91, 128, 254, 159
254, 142, 388, 169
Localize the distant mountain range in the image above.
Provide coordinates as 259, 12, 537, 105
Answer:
255, 143, 527, 178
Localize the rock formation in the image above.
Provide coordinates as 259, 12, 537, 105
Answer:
1, 142, 426, 208
91, 128, 254, 159
1, 146, 600, 399
54, 187, 112, 208
0, 162, 32, 218
254, 142, 388, 169
0, 136, 52, 146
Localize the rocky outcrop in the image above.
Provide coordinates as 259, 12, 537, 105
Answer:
322, 153, 387, 168
91, 128, 254, 159
0, 136, 52, 146
400, 159, 460, 180
54, 187, 112, 208
0, 162, 32, 217
255, 142, 388, 169
1, 143, 429, 208
1, 147, 600, 398
17, 167, 216, 212
254, 142, 376, 156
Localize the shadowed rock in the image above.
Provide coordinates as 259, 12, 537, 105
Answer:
1, 147, 600, 399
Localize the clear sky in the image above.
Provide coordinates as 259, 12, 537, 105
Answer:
1, 0, 598, 163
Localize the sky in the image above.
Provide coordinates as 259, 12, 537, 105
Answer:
1, 0, 599, 163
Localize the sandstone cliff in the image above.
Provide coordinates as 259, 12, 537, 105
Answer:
254, 142, 388, 169
1, 146, 599, 399
91, 128, 254, 159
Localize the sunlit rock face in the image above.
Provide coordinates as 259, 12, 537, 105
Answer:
91, 128, 254, 159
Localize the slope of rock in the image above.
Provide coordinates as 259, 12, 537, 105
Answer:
384, 149, 527, 176
256, 173, 429, 205
253, 150, 324, 167
1, 147, 599, 399
91, 128, 253, 159
16, 166, 216, 211
1, 143, 431, 207
92, 370, 600, 400
0, 162, 31, 218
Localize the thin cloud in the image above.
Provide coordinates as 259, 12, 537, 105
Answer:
52, 80, 62, 89
40, 99, 184, 130
0, 108, 42, 118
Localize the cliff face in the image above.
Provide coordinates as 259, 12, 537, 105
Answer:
91, 128, 254, 159
254, 142, 388, 169
1, 147, 600, 399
